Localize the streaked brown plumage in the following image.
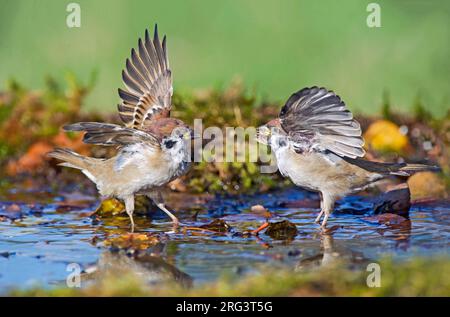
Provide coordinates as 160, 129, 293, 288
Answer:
256, 87, 439, 227
48, 25, 193, 231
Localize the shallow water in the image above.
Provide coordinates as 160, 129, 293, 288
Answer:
0, 186, 449, 291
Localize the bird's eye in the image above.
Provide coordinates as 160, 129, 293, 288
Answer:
164, 139, 177, 149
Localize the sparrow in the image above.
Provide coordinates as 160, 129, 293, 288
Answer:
49, 25, 194, 231
256, 86, 439, 227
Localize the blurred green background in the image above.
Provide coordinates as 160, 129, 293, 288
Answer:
0, 0, 449, 116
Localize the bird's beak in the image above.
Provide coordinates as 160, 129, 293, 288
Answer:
255, 125, 271, 144
183, 131, 191, 140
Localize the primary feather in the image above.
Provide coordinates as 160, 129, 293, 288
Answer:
118, 24, 173, 129
279, 87, 365, 159
63, 122, 160, 147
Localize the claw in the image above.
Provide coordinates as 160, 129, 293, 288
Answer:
320, 214, 329, 228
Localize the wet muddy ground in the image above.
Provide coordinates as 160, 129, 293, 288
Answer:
0, 185, 449, 291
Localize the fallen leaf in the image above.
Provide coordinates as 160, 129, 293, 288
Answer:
104, 233, 162, 250
265, 220, 298, 240
95, 198, 125, 216
6, 141, 53, 175
94, 196, 160, 217
199, 219, 230, 233
94, 196, 155, 217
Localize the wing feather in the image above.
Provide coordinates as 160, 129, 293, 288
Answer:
280, 87, 365, 159
118, 24, 172, 129
63, 122, 160, 148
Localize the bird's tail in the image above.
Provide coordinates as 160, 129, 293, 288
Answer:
394, 163, 441, 177
48, 148, 102, 184
47, 148, 93, 170
344, 157, 440, 177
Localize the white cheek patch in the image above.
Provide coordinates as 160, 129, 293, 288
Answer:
270, 135, 289, 151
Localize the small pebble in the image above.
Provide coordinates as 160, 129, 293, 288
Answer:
250, 204, 268, 213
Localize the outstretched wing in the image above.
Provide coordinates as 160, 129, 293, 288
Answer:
64, 122, 160, 148
118, 25, 172, 129
279, 87, 365, 159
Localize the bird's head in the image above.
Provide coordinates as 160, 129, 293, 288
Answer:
161, 124, 195, 153
256, 118, 286, 146
144, 118, 192, 140
169, 125, 195, 140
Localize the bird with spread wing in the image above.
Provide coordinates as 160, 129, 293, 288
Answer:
256, 87, 439, 227
49, 25, 194, 231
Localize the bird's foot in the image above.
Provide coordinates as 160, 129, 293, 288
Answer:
172, 218, 180, 231
320, 214, 329, 228
251, 222, 269, 235
156, 203, 180, 230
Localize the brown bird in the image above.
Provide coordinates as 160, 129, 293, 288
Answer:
48, 25, 194, 231
256, 86, 439, 227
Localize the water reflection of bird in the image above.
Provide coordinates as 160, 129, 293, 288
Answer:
294, 234, 339, 270
256, 87, 439, 227
295, 233, 367, 270
49, 25, 194, 231
81, 250, 193, 289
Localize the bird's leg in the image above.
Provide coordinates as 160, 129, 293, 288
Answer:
321, 213, 329, 228
157, 203, 180, 227
315, 193, 324, 223
320, 193, 335, 228
147, 191, 180, 227
124, 196, 135, 232
315, 210, 324, 223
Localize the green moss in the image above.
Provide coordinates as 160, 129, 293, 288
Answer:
0, 77, 448, 194
0, 75, 93, 165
